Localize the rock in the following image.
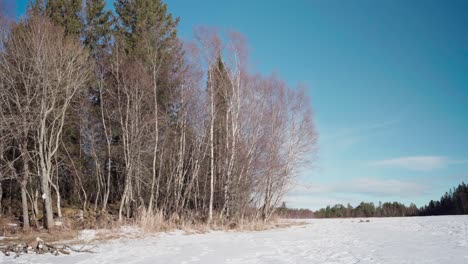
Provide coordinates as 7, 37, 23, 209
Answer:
36, 237, 43, 248
42, 244, 49, 251
28, 237, 43, 249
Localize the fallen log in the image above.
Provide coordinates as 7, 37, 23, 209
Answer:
1, 237, 96, 258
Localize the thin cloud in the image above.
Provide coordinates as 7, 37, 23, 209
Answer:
284, 196, 360, 210
322, 119, 400, 141
286, 177, 431, 209
319, 119, 400, 153
290, 177, 429, 198
342, 177, 429, 197
372, 156, 468, 171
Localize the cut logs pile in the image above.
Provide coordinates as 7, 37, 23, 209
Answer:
0, 237, 95, 258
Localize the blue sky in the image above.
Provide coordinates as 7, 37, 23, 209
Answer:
10, 0, 468, 209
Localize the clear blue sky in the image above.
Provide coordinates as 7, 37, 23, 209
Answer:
11, 0, 468, 209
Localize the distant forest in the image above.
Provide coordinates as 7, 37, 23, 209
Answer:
313, 182, 468, 218
276, 202, 314, 219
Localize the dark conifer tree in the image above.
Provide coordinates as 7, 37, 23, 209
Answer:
83, 0, 112, 56
45, 0, 83, 36
114, 0, 179, 57
206, 55, 231, 211
114, 0, 184, 109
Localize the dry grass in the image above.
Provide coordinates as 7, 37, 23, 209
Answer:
0, 211, 309, 247
0, 227, 78, 246
138, 210, 168, 232
136, 212, 308, 234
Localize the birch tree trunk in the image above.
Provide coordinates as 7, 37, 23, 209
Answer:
148, 62, 160, 213
20, 142, 30, 230
209, 70, 215, 223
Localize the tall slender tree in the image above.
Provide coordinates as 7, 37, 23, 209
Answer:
84, 0, 112, 55
0, 14, 89, 228
115, 0, 179, 55
46, 0, 83, 36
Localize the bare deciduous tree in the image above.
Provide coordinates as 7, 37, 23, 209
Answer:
0, 15, 89, 229
0, 2, 317, 228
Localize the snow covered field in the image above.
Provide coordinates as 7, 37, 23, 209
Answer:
2, 215, 468, 264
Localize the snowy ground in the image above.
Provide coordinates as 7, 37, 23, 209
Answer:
2, 215, 468, 264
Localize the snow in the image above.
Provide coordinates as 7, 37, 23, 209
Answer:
75, 226, 145, 243
2, 215, 467, 263
77, 229, 97, 242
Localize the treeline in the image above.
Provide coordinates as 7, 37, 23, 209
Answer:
419, 182, 468, 216
276, 202, 314, 219
315, 202, 419, 218
0, 0, 317, 230
315, 182, 468, 218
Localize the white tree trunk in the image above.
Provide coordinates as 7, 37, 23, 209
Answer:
209, 71, 215, 223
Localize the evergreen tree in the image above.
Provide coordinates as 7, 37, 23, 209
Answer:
207, 55, 231, 210
419, 182, 468, 216
45, 0, 83, 36
114, 0, 179, 57
114, 0, 184, 110
83, 0, 112, 55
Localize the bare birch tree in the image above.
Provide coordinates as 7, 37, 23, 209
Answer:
0, 1, 318, 226
0, 15, 89, 228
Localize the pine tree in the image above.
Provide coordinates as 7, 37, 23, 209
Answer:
46, 0, 83, 36
114, 0, 179, 57
83, 0, 112, 55
114, 0, 184, 109
207, 55, 231, 211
